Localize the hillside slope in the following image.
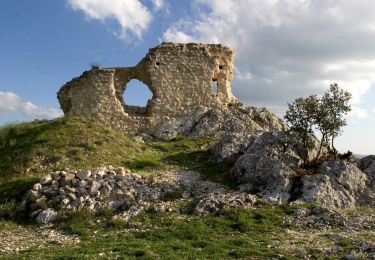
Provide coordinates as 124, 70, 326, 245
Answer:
0, 116, 225, 204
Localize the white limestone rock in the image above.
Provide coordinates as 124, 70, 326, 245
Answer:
301, 161, 373, 208
76, 170, 92, 180
35, 208, 57, 224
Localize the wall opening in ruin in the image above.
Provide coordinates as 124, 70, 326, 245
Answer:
122, 79, 154, 115
212, 80, 218, 95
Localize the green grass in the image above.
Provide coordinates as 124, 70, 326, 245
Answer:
1, 206, 297, 259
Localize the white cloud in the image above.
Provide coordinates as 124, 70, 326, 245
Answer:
151, 0, 165, 10
0, 91, 62, 120
163, 23, 195, 43
67, 0, 152, 42
163, 0, 375, 115
349, 106, 369, 119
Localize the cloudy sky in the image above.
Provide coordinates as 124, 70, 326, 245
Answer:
1, 0, 375, 154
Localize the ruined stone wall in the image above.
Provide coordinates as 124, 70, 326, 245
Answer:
57, 43, 238, 134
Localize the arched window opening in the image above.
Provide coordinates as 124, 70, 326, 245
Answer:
123, 79, 153, 115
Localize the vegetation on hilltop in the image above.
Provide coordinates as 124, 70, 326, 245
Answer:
285, 83, 352, 162
0, 116, 231, 206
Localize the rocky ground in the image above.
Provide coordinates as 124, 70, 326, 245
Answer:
22, 166, 257, 224
0, 222, 80, 255
2, 165, 375, 258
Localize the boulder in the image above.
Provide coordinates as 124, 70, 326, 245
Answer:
300, 161, 372, 208
229, 131, 327, 204
155, 106, 285, 141
187, 106, 285, 138
210, 133, 255, 162
358, 155, 375, 178
76, 170, 91, 180
155, 117, 196, 141
35, 208, 57, 224
40, 174, 52, 185
231, 153, 295, 203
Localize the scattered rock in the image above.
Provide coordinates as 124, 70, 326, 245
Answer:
76, 170, 91, 180
194, 192, 256, 217
0, 223, 80, 255
285, 206, 350, 230
23, 167, 259, 223
40, 174, 52, 185
35, 208, 58, 224
133, 133, 155, 143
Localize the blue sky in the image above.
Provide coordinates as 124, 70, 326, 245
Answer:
1, 0, 375, 154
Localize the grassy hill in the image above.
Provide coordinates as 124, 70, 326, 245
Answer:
0, 117, 373, 259
0, 116, 229, 204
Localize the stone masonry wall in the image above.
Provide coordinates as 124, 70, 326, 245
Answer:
57, 42, 238, 134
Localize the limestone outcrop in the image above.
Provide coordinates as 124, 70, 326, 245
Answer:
300, 161, 372, 208
57, 43, 238, 134
221, 131, 375, 208
155, 106, 285, 141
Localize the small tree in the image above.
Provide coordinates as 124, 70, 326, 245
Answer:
285, 83, 351, 162
315, 83, 352, 159
285, 95, 318, 162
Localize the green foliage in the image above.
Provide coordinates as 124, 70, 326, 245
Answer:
285, 95, 319, 162
285, 83, 352, 161
14, 207, 290, 259
316, 83, 352, 155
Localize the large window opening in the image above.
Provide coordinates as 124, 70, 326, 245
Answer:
123, 79, 153, 115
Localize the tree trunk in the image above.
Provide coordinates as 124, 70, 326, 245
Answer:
331, 137, 337, 160
315, 134, 326, 163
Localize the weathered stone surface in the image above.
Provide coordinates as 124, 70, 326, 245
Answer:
155, 117, 196, 141
301, 161, 374, 208
358, 155, 375, 179
227, 131, 361, 206
35, 208, 57, 224
210, 133, 255, 162
229, 131, 306, 203
188, 106, 285, 138
155, 106, 285, 141
76, 170, 91, 180
232, 153, 295, 203
58, 43, 238, 135
40, 175, 52, 185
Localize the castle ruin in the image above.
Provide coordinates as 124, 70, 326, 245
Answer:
57, 43, 238, 134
